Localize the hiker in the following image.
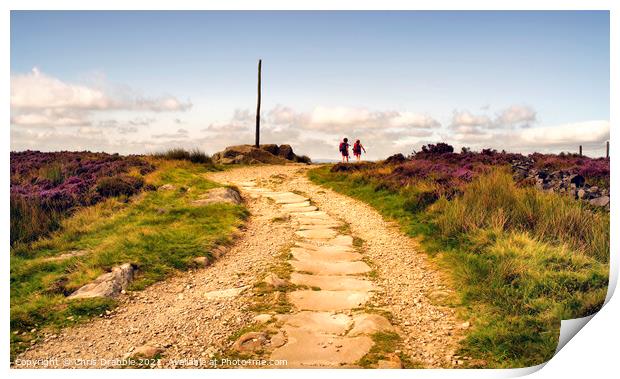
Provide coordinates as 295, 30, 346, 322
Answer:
352, 139, 366, 162
339, 138, 350, 163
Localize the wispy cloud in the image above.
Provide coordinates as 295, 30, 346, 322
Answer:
152, 128, 189, 139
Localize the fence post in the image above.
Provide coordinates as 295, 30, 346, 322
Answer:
579, 145, 582, 157
606, 141, 609, 159
255, 59, 262, 148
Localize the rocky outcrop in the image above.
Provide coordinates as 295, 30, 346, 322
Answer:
211, 144, 311, 165
511, 158, 609, 210
191, 187, 242, 206
385, 153, 407, 165
68, 263, 136, 299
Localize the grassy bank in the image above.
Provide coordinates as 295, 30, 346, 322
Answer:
10, 159, 247, 359
309, 165, 609, 368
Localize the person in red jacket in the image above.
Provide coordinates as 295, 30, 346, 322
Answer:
339, 138, 350, 163
352, 139, 367, 162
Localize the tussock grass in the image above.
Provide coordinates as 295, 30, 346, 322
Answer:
433, 169, 609, 263
10, 195, 64, 245
152, 148, 214, 165
308, 165, 609, 368
39, 163, 64, 186
10, 160, 247, 358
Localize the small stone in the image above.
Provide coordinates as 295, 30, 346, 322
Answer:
125, 345, 162, 359
577, 189, 586, 199
376, 353, 403, 369
232, 332, 268, 352
590, 196, 610, 207
193, 257, 211, 267
253, 314, 273, 323
192, 187, 242, 206
263, 273, 289, 288
158, 184, 176, 191
270, 333, 287, 348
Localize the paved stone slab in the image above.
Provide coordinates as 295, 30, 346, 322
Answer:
291, 273, 376, 291
295, 228, 337, 240
297, 216, 338, 223
291, 260, 371, 275
288, 290, 371, 311
271, 194, 309, 204
348, 313, 395, 336
282, 201, 311, 208
295, 242, 355, 253
297, 218, 341, 227
330, 235, 354, 247
270, 328, 373, 367
290, 247, 362, 262
277, 311, 352, 334
298, 223, 342, 231
291, 211, 331, 219
285, 205, 319, 213
224, 183, 399, 367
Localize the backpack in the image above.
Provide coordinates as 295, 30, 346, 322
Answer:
353, 142, 361, 154
339, 142, 346, 153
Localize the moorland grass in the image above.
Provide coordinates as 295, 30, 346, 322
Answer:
308, 165, 609, 368
10, 159, 247, 359
152, 148, 214, 165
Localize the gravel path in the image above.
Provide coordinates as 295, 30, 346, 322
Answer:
15, 175, 297, 368
14, 164, 463, 369
212, 165, 463, 367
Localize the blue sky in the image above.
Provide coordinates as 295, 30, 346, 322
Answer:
10, 11, 610, 158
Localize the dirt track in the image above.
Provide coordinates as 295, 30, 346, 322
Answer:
15, 164, 462, 368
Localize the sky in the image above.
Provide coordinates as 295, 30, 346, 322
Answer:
10, 11, 610, 159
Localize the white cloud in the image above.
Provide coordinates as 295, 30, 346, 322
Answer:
129, 117, 156, 126
78, 126, 104, 136
117, 126, 138, 135
99, 119, 119, 128
517, 120, 608, 146
443, 119, 609, 156
389, 112, 440, 128
449, 105, 539, 143
10, 109, 91, 127
310, 106, 372, 127
495, 105, 537, 128
307, 106, 441, 134
451, 110, 492, 127
198, 106, 441, 159
269, 104, 308, 125
11, 68, 111, 110
10, 68, 192, 128
152, 128, 189, 139
133, 96, 192, 112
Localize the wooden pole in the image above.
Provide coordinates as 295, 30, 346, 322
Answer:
606, 141, 610, 159
255, 59, 262, 148
579, 145, 582, 157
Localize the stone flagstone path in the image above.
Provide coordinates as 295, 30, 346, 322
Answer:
238, 181, 398, 368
